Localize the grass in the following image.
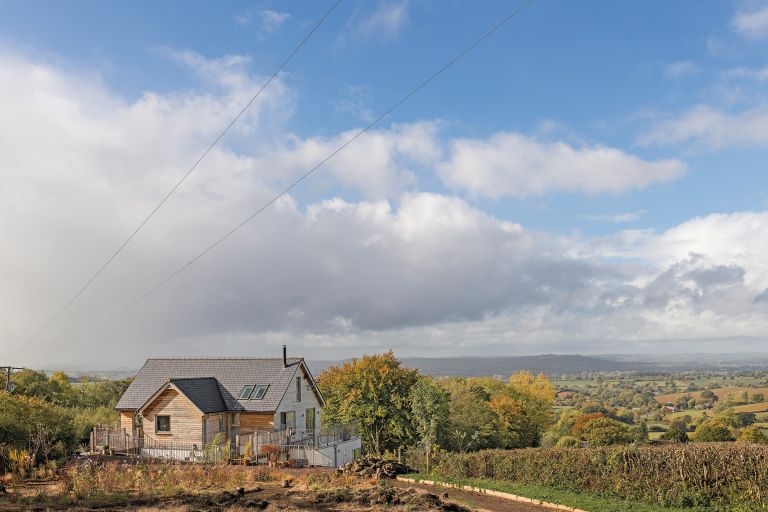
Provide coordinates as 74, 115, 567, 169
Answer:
404, 473, 715, 512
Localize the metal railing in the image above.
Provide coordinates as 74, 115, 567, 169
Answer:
92, 427, 228, 463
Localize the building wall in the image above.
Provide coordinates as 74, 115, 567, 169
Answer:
239, 412, 274, 435
142, 388, 204, 444
119, 411, 134, 433
204, 413, 224, 444
274, 364, 323, 432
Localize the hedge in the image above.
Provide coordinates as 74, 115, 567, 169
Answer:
413, 444, 768, 508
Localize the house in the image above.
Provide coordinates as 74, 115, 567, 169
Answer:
111, 347, 360, 466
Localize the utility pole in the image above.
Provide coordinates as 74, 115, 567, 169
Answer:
1, 366, 24, 392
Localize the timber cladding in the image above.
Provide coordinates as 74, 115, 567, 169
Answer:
119, 411, 133, 432
239, 412, 274, 435
142, 388, 203, 443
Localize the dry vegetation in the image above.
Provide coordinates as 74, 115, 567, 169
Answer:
425, 443, 768, 509
0, 459, 466, 511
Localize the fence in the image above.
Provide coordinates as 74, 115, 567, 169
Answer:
92, 422, 359, 467
92, 427, 228, 463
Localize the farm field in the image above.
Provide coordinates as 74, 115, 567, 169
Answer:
654, 386, 768, 404
734, 401, 768, 413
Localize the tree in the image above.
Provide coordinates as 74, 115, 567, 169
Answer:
409, 376, 450, 456
691, 420, 733, 442
738, 425, 768, 444
632, 420, 649, 443
660, 419, 689, 443
580, 417, 634, 446
318, 352, 418, 454
571, 412, 605, 438
442, 379, 497, 452
700, 390, 718, 403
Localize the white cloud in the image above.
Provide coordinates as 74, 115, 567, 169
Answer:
4, 47, 768, 367
343, 1, 409, 43
235, 8, 291, 37
582, 211, 646, 223
665, 61, 699, 79
639, 104, 768, 149
733, 6, 768, 39
253, 121, 442, 198
436, 133, 686, 198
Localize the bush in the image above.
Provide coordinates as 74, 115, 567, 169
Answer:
692, 420, 733, 442
420, 444, 768, 508
580, 418, 633, 446
738, 425, 768, 444
555, 435, 579, 448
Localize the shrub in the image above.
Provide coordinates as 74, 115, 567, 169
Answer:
555, 435, 579, 448
420, 444, 768, 508
580, 418, 633, 446
692, 420, 733, 442
738, 425, 768, 444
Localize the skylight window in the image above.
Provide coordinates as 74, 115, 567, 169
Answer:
250, 385, 269, 400
238, 385, 255, 399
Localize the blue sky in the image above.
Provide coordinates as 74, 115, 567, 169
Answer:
3, 1, 768, 366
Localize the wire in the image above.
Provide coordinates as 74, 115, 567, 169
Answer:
13, 0, 342, 359
41, 0, 539, 354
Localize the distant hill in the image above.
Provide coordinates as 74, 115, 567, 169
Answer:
307, 354, 652, 378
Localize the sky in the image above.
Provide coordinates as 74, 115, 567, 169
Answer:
2, 0, 768, 368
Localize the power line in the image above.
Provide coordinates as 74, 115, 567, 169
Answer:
13, 0, 341, 360
45, 0, 539, 354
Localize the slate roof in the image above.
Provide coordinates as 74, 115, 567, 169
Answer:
166, 377, 227, 414
115, 358, 308, 412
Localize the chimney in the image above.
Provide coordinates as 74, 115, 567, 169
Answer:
283, 345, 287, 368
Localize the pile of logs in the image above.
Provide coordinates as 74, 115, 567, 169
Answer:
338, 456, 410, 479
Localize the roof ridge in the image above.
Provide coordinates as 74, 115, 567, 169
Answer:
146, 357, 303, 361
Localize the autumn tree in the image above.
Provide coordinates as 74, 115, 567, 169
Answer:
409, 376, 450, 450
441, 379, 497, 452
580, 417, 634, 446
317, 352, 418, 454
692, 420, 733, 442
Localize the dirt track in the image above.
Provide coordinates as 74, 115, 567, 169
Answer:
392, 479, 560, 512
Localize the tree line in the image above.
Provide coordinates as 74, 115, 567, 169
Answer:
317, 352, 555, 456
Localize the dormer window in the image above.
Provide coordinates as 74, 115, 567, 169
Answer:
238, 385, 255, 399
250, 385, 269, 400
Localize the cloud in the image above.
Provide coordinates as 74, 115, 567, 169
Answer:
235, 7, 291, 37
4, 47, 768, 367
436, 133, 686, 198
665, 61, 699, 79
343, 1, 409, 44
639, 104, 768, 149
582, 211, 646, 223
733, 6, 768, 39
253, 121, 442, 198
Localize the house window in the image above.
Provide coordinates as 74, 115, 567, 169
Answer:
232, 413, 240, 426
156, 415, 170, 433
305, 408, 315, 430
279, 411, 296, 430
296, 376, 301, 402
250, 385, 269, 400
238, 385, 255, 399
218, 413, 224, 431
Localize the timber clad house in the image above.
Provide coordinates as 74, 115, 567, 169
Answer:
106, 348, 361, 467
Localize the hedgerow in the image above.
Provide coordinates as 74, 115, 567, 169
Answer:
413, 444, 768, 508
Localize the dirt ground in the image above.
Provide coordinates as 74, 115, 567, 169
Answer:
0, 466, 555, 512
391, 479, 561, 512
